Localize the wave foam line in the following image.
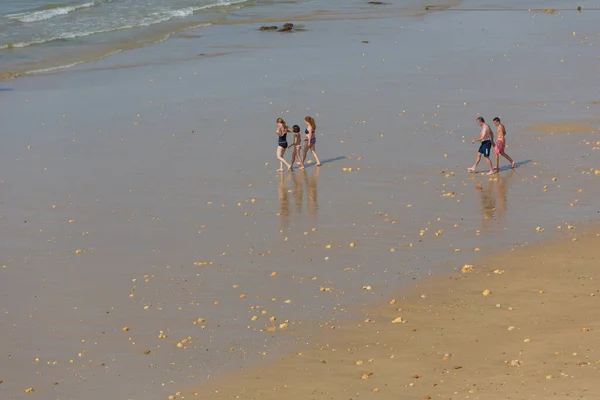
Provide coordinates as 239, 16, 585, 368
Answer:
6, 2, 97, 23
1, 0, 247, 50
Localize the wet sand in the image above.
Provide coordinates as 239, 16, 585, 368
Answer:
197, 227, 600, 399
1, 1, 600, 399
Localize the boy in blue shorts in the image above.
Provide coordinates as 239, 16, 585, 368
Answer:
468, 117, 495, 175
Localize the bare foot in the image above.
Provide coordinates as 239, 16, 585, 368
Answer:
494, 167, 499, 172
511, 161, 516, 169
486, 170, 495, 176
286, 165, 292, 172
276, 169, 283, 172
299, 165, 305, 170
467, 167, 475, 173
316, 163, 322, 167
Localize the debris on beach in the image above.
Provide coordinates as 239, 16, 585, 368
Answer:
279, 23, 294, 32
176, 337, 191, 348
482, 289, 491, 296
260, 23, 295, 32
461, 264, 474, 273
425, 5, 447, 11
391, 317, 406, 324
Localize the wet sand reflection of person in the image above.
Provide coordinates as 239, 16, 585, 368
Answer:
479, 179, 496, 232
307, 167, 319, 224
278, 167, 320, 228
291, 170, 304, 214
477, 170, 514, 232
278, 173, 290, 230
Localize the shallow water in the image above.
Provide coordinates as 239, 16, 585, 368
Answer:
1, 1, 600, 399
0, 0, 444, 79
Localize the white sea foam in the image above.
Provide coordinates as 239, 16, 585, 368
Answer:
1, 0, 247, 50
7, 2, 96, 23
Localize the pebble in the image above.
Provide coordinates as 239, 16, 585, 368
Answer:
461, 265, 474, 273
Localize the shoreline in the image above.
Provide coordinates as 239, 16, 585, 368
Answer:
0, 0, 459, 83
193, 225, 600, 399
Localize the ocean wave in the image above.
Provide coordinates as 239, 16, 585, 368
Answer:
150, 0, 250, 21
6, 2, 97, 23
1, 0, 247, 50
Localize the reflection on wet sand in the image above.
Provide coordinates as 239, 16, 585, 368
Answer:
307, 167, 319, 223
477, 170, 514, 232
278, 168, 319, 228
278, 173, 291, 229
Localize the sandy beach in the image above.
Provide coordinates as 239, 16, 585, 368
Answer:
1, 0, 600, 399
197, 227, 600, 399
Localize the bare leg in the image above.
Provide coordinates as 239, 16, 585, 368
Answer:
295, 146, 305, 169
494, 153, 500, 171
484, 157, 495, 175
289, 145, 296, 168
500, 152, 515, 168
302, 144, 310, 164
310, 144, 321, 166
277, 146, 291, 172
469, 153, 482, 172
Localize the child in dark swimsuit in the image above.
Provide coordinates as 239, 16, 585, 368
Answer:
289, 125, 305, 170
276, 118, 292, 172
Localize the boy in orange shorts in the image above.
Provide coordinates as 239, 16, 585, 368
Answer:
492, 117, 515, 171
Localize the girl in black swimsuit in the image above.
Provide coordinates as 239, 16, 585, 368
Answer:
276, 118, 292, 172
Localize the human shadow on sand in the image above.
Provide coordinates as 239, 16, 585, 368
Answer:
0, 88, 13, 92
304, 156, 346, 168
497, 159, 532, 172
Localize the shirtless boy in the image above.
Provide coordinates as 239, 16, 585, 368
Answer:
468, 117, 495, 175
492, 117, 515, 171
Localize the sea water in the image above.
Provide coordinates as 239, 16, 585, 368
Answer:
0, 0, 256, 77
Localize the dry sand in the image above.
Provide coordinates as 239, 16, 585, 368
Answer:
524, 122, 598, 135
196, 227, 600, 399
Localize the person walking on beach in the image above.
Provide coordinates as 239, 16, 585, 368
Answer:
289, 124, 305, 170
492, 117, 516, 171
276, 117, 292, 172
468, 117, 495, 175
302, 116, 321, 167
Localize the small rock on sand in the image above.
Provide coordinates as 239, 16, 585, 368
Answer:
278, 23, 294, 32
461, 264, 474, 273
